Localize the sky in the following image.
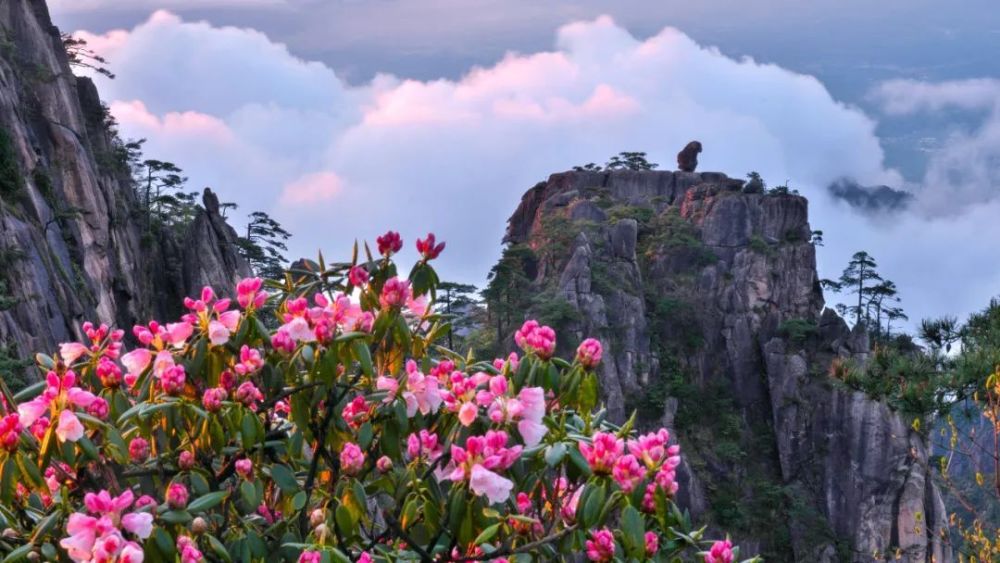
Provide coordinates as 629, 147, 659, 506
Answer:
50, 1, 1000, 328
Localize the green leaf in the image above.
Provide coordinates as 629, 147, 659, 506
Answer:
190, 471, 211, 496
358, 422, 373, 450
2, 543, 35, 562
34, 354, 55, 371
335, 503, 356, 538
241, 411, 258, 448
15, 453, 43, 490
12, 380, 45, 403
30, 510, 61, 543
474, 522, 501, 546
159, 510, 193, 524
206, 535, 232, 563
351, 340, 373, 377
269, 464, 299, 494
187, 491, 228, 513
544, 443, 567, 467
292, 490, 307, 511
240, 480, 260, 508
621, 505, 645, 557
581, 483, 605, 528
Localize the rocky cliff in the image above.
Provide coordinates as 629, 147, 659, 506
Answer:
502, 170, 951, 561
0, 0, 249, 377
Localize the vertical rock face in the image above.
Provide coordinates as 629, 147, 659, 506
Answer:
0, 1, 249, 364
504, 170, 950, 561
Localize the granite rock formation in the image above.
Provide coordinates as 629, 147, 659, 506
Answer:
0, 1, 249, 368
503, 169, 950, 561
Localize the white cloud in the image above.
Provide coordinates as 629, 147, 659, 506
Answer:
52, 0, 285, 15
74, 12, 1000, 326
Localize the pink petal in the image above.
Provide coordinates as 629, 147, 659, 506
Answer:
121, 349, 152, 376
458, 402, 478, 427
56, 410, 85, 442
208, 320, 230, 346
59, 342, 89, 365
469, 464, 514, 504
121, 512, 153, 540
218, 310, 240, 331
518, 418, 548, 448
17, 397, 49, 427
165, 322, 194, 346
67, 387, 97, 409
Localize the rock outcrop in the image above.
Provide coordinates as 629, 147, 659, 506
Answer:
0, 1, 249, 370
503, 170, 951, 561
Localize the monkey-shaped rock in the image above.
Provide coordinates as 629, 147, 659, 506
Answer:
676, 141, 702, 172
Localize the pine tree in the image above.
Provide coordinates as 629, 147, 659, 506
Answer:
238, 211, 292, 279
837, 251, 882, 326
437, 282, 479, 350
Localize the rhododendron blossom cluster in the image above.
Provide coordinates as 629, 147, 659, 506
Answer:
0, 231, 754, 563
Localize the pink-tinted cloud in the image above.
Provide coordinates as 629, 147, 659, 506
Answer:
110, 100, 234, 142
280, 172, 343, 205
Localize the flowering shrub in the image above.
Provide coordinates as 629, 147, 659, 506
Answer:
0, 232, 756, 562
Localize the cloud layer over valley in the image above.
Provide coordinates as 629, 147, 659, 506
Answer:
74, 11, 1000, 326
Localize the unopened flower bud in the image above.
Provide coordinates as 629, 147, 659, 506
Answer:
309, 509, 325, 527
2, 528, 18, 539
314, 523, 328, 539
191, 517, 208, 535
376, 455, 393, 473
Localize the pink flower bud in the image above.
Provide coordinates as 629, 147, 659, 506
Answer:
348, 265, 369, 286
178, 450, 195, 471
339, 442, 365, 476
376, 455, 393, 473
376, 230, 403, 256
167, 483, 189, 510
235, 459, 253, 480
86, 397, 109, 420
576, 338, 603, 369
129, 437, 150, 464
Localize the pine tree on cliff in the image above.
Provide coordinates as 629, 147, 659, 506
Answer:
825, 251, 882, 326
238, 211, 291, 279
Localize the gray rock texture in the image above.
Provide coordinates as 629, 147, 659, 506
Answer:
0, 0, 249, 362
504, 169, 950, 561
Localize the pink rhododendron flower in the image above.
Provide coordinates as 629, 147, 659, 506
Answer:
18, 371, 96, 444
645, 532, 659, 557
0, 414, 21, 451
59, 342, 89, 364
129, 437, 150, 464
120, 348, 151, 379
341, 395, 370, 429
406, 293, 429, 317
445, 430, 522, 504
236, 277, 267, 309
612, 454, 644, 493
54, 406, 85, 442
514, 320, 556, 359
415, 232, 445, 260
579, 432, 623, 475
60, 489, 152, 562
576, 338, 602, 369
358, 553, 374, 563
234, 345, 264, 376
299, 551, 322, 563
705, 539, 734, 563
585, 528, 615, 562
283, 316, 316, 343
235, 381, 264, 410
340, 442, 365, 476
208, 320, 231, 345
167, 483, 189, 510
406, 430, 443, 461
376, 230, 403, 256
402, 361, 443, 417
348, 265, 369, 286
177, 536, 204, 563
379, 277, 412, 309
164, 322, 194, 347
